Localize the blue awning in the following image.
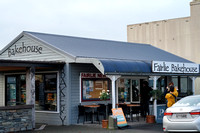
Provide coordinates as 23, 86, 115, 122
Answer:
98, 59, 151, 74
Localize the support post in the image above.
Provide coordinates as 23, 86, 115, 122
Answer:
150, 76, 160, 120
107, 75, 120, 109
190, 77, 196, 95
26, 67, 35, 129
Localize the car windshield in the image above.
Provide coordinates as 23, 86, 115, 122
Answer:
173, 96, 200, 107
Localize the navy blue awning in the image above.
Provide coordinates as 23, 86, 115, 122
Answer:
99, 59, 151, 74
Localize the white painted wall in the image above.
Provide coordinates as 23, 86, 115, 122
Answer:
0, 35, 73, 62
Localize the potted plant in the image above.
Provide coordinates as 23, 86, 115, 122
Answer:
99, 90, 110, 128
146, 89, 162, 123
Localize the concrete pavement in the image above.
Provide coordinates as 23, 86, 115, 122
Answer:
23, 118, 163, 133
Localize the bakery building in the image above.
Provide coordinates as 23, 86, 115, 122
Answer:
0, 31, 199, 126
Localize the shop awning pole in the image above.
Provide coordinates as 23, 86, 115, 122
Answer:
107, 75, 120, 109
151, 76, 160, 120
190, 77, 196, 95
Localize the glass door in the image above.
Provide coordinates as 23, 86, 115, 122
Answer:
117, 78, 145, 103
131, 80, 139, 103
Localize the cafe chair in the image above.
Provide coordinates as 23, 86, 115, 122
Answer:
107, 103, 112, 116
131, 106, 140, 121
98, 104, 106, 120
77, 105, 90, 124
93, 108, 100, 124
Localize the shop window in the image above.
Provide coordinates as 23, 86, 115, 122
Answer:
6, 75, 26, 106
5, 73, 58, 112
118, 79, 131, 103
117, 78, 140, 103
35, 73, 57, 111
81, 73, 110, 101
132, 80, 139, 102
172, 76, 192, 97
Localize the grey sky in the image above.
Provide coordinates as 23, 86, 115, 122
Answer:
0, 0, 191, 50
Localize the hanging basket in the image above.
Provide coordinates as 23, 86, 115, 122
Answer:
146, 115, 155, 123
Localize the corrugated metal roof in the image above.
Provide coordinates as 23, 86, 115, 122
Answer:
24, 31, 192, 63
2, 31, 198, 75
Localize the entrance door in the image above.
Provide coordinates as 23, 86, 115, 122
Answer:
117, 77, 147, 103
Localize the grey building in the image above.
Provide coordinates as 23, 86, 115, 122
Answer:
0, 31, 199, 125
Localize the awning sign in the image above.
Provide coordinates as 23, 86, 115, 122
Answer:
152, 61, 199, 73
112, 108, 127, 127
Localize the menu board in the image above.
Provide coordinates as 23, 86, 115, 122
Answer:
112, 108, 127, 127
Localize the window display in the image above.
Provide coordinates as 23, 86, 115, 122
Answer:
35, 73, 57, 111
6, 76, 26, 106
81, 73, 110, 101
5, 73, 57, 111
117, 78, 140, 103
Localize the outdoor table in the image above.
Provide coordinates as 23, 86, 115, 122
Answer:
126, 104, 140, 121
83, 105, 100, 123
117, 103, 140, 121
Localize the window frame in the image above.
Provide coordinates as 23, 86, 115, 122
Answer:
4, 71, 60, 113
80, 73, 111, 102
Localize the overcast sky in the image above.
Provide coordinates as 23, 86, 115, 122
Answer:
0, 0, 191, 50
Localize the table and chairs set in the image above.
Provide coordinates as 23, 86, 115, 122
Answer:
77, 103, 141, 124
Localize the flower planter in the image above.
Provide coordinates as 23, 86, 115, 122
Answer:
146, 115, 155, 123
102, 120, 108, 128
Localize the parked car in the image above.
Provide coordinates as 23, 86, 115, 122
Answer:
163, 95, 200, 132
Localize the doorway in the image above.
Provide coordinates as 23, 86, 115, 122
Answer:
116, 77, 147, 103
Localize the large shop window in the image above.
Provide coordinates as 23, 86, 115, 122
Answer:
5, 73, 58, 112
81, 73, 110, 101
172, 76, 192, 97
117, 78, 140, 103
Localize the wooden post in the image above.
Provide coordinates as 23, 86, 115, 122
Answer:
26, 67, 35, 129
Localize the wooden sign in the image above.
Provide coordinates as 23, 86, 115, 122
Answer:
112, 108, 127, 127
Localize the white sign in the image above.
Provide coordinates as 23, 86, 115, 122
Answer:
152, 61, 199, 73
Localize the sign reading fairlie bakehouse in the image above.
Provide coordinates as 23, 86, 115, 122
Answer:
152, 61, 199, 73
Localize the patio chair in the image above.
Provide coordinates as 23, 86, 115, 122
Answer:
97, 104, 106, 120
77, 105, 91, 124
130, 106, 140, 121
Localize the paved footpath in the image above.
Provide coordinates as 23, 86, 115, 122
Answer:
23, 122, 163, 133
